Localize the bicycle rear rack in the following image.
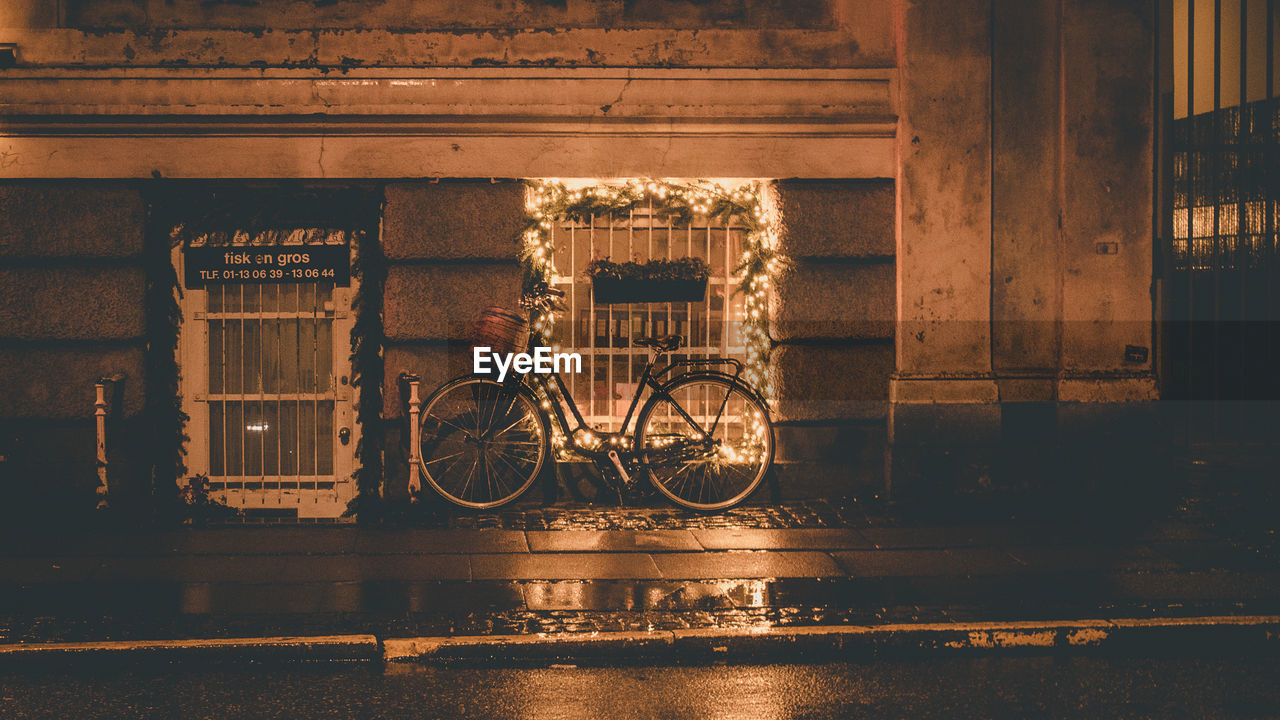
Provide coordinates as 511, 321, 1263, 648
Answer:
651, 356, 745, 383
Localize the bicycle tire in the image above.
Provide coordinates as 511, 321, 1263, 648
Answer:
635, 374, 774, 511
418, 376, 548, 509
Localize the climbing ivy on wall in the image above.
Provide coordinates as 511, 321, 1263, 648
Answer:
142, 183, 189, 514
347, 225, 386, 520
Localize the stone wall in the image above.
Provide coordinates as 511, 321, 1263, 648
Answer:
1, 0, 893, 69
768, 180, 896, 494
379, 180, 526, 499
0, 183, 148, 514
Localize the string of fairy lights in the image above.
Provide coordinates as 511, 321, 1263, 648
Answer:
518, 178, 781, 398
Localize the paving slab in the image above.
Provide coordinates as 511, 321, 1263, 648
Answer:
359, 554, 473, 581
0, 557, 102, 584
857, 526, 1057, 549
1108, 571, 1280, 602
0, 581, 186, 615
1003, 545, 1179, 574
353, 529, 529, 554
357, 580, 527, 614
275, 554, 471, 582
651, 551, 845, 579
1135, 521, 1217, 542
690, 528, 872, 551
91, 555, 291, 584
160, 528, 360, 556
831, 548, 1022, 578
0, 532, 169, 558
1146, 540, 1278, 572
470, 552, 662, 580
526, 530, 701, 553
86, 556, 194, 583
183, 581, 366, 614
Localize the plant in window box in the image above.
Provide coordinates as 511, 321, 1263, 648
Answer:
586, 256, 710, 304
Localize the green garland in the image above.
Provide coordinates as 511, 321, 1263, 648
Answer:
143, 182, 190, 516
346, 226, 386, 521
520, 179, 780, 396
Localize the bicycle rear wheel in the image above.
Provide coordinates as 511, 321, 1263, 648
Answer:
418, 377, 548, 509
636, 374, 774, 511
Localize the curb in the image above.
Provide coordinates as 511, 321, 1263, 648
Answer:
0, 635, 379, 667
2, 617, 1277, 669
384, 616, 1280, 663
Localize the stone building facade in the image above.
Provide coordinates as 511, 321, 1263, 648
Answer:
0, 0, 1158, 519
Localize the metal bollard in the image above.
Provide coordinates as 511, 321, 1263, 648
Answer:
93, 374, 124, 510
402, 374, 423, 496
94, 381, 109, 509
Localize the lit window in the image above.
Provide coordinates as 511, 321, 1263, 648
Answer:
543, 195, 750, 432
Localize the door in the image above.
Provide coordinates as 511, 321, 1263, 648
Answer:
176, 234, 359, 519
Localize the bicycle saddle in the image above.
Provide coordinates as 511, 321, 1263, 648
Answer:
634, 335, 685, 353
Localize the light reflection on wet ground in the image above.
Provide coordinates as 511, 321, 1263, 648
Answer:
6, 658, 1280, 719
7, 468, 1278, 646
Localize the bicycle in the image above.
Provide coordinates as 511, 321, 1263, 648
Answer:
415, 283, 775, 511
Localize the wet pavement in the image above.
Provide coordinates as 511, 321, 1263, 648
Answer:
6, 657, 1280, 719
1, 456, 1278, 646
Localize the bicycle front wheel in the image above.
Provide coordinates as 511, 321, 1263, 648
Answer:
636, 375, 774, 511
418, 377, 548, 509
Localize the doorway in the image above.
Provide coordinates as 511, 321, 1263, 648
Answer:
176, 232, 359, 519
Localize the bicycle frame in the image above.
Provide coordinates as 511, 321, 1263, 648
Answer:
419, 295, 775, 510
512, 319, 748, 455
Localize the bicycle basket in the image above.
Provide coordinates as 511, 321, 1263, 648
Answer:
472, 306, 529, 356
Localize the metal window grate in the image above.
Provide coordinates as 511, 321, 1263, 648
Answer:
204, 281, 337, 485
178, 230, 358, 519
547, 198, 748, 432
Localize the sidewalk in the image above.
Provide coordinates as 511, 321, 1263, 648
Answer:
2, 490, 1278, 645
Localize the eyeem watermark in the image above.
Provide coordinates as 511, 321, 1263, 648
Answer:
474, 346, 582, 382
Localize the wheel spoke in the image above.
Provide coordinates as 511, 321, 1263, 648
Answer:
427, 413, 473, 437
418, 378, 547, 508
638, 378, 771, 510
423, 450, 466, 466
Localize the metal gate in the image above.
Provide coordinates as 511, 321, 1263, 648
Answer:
1162, 0, 1279, 444
176, 231, 359, 519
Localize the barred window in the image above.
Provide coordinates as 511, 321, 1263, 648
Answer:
545, 197, 750, 432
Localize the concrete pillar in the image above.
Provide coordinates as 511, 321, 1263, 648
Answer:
890, 0, 998, 493
890, 0, 1159, 497
893, 0, 995, 399
1056, 0, 1162, 496
992, 0, 1062, 384
1059, 0, 1157, 402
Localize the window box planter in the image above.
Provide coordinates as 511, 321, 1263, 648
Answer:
587, 257, 711, 305
592, 277, 708, 304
